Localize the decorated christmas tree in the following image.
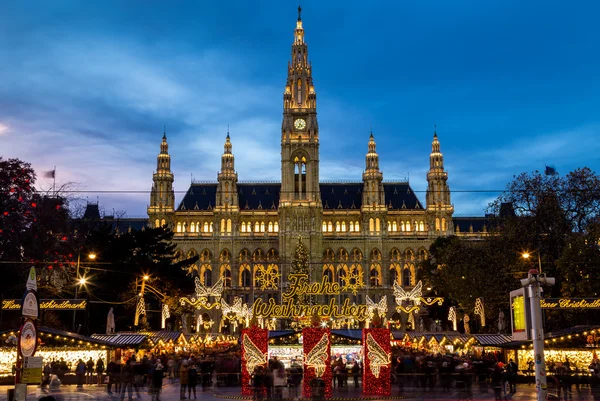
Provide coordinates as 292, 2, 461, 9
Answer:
289, 237, 313, 309
290, 236, 309, 275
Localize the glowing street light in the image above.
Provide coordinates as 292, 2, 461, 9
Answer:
78, 277, 87, 285
143, 275, 150, 281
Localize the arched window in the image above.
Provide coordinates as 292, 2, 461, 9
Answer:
406, 221, 411, 231
154, 219, 160, 228
268, 222, 273, 232
203, 268, 212, 287
161, 219, 166, 227
241, 223, 246, 233
375, 218, 381, 232
418, 249, 428, 261
220, 250, 231, 288
328, 221, 333, 232
274, 222, 279, 232
370, 269, 380, 287
435, 218, 440, 231
341, 221, 346, 232
390, 268, 398, 286
220, 219, 225, 233
401, 221, 405, 231
204, 222, 209, 232
419, 221, 425, 231
369, 218, 374, 233
322, 222, 327, 232
247, 222, 251, 232
254, 222, 260, 232
405, 248, 415, 261
226, 219, 232, 233
442, 218, 447, 231
177, 222, 182, 233
323, 264, 334, 283
355, 221, 360, 232
259, 222, 264, 232
336, 221, 340, 232
297, 78, 302, 105
241, 268, 251, 287
402, 268, 411, 287
210, 222, 213, 232
349, 221, 354, 232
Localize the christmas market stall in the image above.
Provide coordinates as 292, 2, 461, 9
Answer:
507, 325, 600, 374
0, 326, 110, 382
90, 333, 152, 362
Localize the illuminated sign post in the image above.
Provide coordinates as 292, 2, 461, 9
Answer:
510, 288, 532, 341
2, 299, 88, 311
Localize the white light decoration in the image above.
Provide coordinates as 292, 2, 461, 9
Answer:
448, 306, 458, 331
304, 333, 329, 378
134, 296, 146, 326
194, 276, 223, 300
365, 295, 388, 320
161, 304, 170, 329
393, 281, 423, 305
242, 333, 267, 374
474, 298, 485, 327
366, 333, 390, 378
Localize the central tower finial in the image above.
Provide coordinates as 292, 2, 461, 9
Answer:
298, 5, 302, 21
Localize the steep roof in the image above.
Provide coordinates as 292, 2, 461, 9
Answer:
453, 217, 489, 233
177, 182, 423, 212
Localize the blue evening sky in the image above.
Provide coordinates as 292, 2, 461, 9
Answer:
1, 0, 599, 217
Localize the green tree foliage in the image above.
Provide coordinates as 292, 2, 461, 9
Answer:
289, 237, 312, 306
426, 167, 600, 331
0, 158, 72, 299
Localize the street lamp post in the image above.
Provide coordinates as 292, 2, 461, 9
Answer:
522, 251, 543, 274
73, 252, 95, 331
520, 268, 555, 401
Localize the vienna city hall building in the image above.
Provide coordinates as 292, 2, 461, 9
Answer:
147, 9, 487, 329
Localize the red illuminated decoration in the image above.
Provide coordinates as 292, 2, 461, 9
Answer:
363, 328, 391, 396
240, 327, 268, 396
302, 328, 332, 398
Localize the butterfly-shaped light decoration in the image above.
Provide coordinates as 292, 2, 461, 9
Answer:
242, 333, 267, 375
366, 333, 390, 378
393, 280, 422, 305
305, 333, 329, 378
366, 295, 388, 319
194, 276, 224, 300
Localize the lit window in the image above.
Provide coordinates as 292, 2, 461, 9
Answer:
204, 222, 209, 232
260, 222, 265, 232
328, 221, 333, 232
274, 222, 279, 232
177, 222, 182, 233
255, 222, 260, 232
322, 222, 327, 232
226, 219, 232, 233
375, 218, 381, 232
392, 221, 397, 231
336, 221, 340, 232
268, 222, 273, 232
220, 219, 225, 233
341, 221, 346, 232
419, 221, 424, 231
349, 222, 354, 232
241, 223, 246, 233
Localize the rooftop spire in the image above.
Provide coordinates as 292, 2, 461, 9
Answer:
227, 124, 230, 139
163, 125, 167, 140
298, 5, 302, 21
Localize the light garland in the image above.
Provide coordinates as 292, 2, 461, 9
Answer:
474, 298, 485, 327
365, 295, 387, 321
0, 347, 106, 375
302, 328, 332, 398
363, 328, 391, 396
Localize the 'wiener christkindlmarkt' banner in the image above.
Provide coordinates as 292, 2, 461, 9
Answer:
362, 328, 391, 396
303, 328, 332, 398
240, 328, 268, 396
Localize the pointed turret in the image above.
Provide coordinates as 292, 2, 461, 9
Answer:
217, 129, 238, 210
362, 130, 385, 232
148, 129, 175, 228
426, 126, 453, 235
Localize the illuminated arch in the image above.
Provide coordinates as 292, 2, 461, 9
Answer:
219, 249, 232, 287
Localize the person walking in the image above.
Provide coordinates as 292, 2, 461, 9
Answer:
188, 361, 198, 399
86, 358, 95, 385
179, 360, 189, 400
75, 359, 86, 388
507, 359, 518, 396
120, 360, 134, 401
352, 361, 360, 388
151, 360, 165, 401
96, 357, 105, 385
106, 359, 116, 395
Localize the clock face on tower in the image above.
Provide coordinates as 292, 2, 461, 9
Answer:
294, 118, 306, 130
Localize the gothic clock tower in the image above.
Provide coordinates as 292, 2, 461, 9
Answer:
279, 7, 322, 278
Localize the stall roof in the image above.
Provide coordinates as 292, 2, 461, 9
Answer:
269, 330, 296, 338
91, 333, 148, 346
332, 329, 363, 340
546, 325, 600, 339
471, 334, 512, 346
143, 331, 187, 344
0, 326, 110, 346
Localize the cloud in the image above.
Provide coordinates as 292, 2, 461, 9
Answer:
0, 123, 7, 136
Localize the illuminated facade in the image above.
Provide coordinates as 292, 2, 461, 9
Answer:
147, 8, 488, 326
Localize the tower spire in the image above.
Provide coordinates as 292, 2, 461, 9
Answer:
298, 5, 302, 21
426, 127, 454, 234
